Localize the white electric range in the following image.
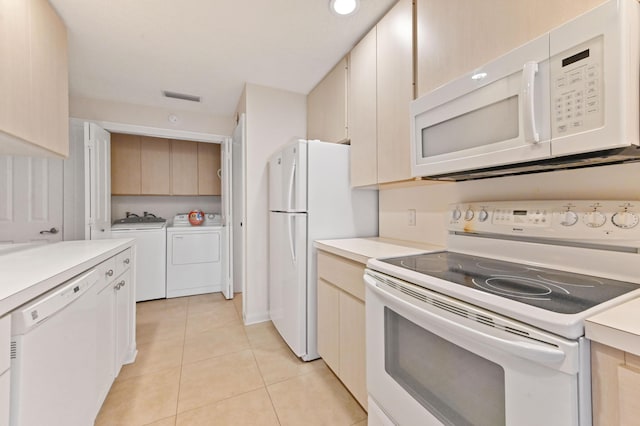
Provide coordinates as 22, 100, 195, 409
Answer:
365, 200, 640, 426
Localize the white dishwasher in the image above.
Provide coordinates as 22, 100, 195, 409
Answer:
10, 269, 99, 426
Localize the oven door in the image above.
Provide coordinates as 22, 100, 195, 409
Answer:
364, 270, 590, 426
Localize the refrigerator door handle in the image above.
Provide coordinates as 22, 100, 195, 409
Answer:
288, 215, 296, 263
287, 160, 296, 211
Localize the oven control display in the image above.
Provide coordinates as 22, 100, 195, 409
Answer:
550, 36, 604, 139
492, 209, 550, 227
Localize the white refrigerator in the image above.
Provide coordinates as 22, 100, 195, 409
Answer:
268, 140, 378, 361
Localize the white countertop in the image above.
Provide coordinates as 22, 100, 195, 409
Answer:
313, 237, 443, 264
586, 298, 640, 356
0, 239, 134, 317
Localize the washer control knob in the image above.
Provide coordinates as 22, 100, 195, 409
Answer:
478, 209, 489, 222
584, 210, 607, 228
464, 209, 474, 221
451, 208, 462, 221
559, 210, 579, 227
612, 211, 639, 229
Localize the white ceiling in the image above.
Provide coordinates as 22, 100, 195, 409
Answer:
49, 0, 397, 118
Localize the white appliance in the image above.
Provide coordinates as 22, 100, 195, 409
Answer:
111, 217, 166, 301
365, 200, 640, 426
411, 0, 640, 181
10, 269, 100, 426
268, 140, 378, 361
166, 213, 226, 298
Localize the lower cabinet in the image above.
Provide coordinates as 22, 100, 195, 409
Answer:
0, 314, 10, 426
94, 248, 135, 416
316, 250, 367, 410
591, 341, 640, 425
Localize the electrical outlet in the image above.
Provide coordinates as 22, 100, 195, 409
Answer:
408, 209, 416, 226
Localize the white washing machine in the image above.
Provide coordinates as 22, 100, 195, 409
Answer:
166, 213, 225, 298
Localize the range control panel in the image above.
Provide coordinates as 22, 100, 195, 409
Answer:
449, 201, 640, 240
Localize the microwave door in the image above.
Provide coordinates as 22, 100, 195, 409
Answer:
411, 33, 552, 177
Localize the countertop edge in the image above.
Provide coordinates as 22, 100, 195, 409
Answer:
313, 241, 369, 264
0, 239, 134, 317
585, 320, 640, 357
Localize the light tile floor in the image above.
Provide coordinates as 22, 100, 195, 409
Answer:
96, 293, 367, 426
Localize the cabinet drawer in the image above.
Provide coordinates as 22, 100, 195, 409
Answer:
0, 315, 9, 374
98, 257, 117, 287
317, 251, 366, 301
115, 248, 133, 276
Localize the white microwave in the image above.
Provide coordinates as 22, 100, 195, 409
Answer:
411, 0, 640, 181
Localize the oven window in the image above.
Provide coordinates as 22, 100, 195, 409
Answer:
421, 95, 519, 158
385, 307, 505, 426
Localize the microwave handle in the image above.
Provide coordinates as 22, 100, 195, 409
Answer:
522, 61, 540, 143
365, 274, 566, 365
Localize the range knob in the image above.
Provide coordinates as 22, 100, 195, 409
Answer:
464, 209, 474, 221
451, 208, 462, 221
478, 209, 489, 222
559, 210, 578, 227
584, 210, 607, 228
612, 211, 639, 229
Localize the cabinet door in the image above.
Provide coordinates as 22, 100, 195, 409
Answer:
197, 142, 221, 196
349, 28, 378, 187
376, 0, 413, 184
339, 292, 367, 410
29, 0, 68, 157
307, 57, 348, 143
170, 140, 198, 195
317, 278, 340, 374
114, 269, 132, 373
140, 137, 170, 195
416, 0, 605, 97
110, 134, 141, 195
0, 371, 8, 426
0, 0, 30, 145
95, 279, 115, 412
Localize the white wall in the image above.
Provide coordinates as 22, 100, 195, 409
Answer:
112, 196, 221, 223
242, 84, 307, 324
70, 96, 235, 136
380, 162, 640, 245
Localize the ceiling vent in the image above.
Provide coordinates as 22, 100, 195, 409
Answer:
162, 90, 201, 103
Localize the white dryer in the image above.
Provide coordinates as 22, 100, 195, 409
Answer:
166, 213, 225, 298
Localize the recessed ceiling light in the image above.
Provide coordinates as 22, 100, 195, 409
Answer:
330, 0, 359, 16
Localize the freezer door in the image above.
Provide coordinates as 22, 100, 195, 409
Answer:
269, 211, 308, 357
282, 141, 307, 212
268, 150, 284, 212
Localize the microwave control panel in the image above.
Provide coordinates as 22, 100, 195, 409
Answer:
549, 36, 604, 139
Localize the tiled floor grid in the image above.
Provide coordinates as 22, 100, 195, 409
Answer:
96, 293, 367, 425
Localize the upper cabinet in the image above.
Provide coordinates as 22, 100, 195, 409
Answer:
307, 57, 349, 143
197, 143, 222, 196
349, 0, 414, 187
416, 0, 606, 96
111, 134, 221, 196
0, 0, 69, 158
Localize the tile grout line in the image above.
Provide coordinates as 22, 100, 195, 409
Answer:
171, 297, 191, 425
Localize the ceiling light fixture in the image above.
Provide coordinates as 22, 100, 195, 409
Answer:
330, 0, 359, 16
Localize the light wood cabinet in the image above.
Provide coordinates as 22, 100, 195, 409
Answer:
0, 0, 68, 158
140, 137, 171, 195
316, 250, 367, 410
110, 134, 141, 195
170, 140, 199, 195
111, 134, 221, 196
591, 341, 640, 425
307, 57, 349, 143
376, 0, 413, 184
416, 0, 606, 97
197, 143, 222, 196
349, 28, 377, 188
348, 0, 413, 186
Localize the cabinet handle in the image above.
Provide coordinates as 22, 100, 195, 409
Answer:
120, 280, 126, 287
124, 258, 130, 265
106, 269, 114, 277
114, 283, 120, 290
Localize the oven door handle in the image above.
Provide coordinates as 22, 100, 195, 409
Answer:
365, 275, 566, 365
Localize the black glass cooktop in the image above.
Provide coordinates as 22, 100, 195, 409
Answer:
381, 251, 640, 314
